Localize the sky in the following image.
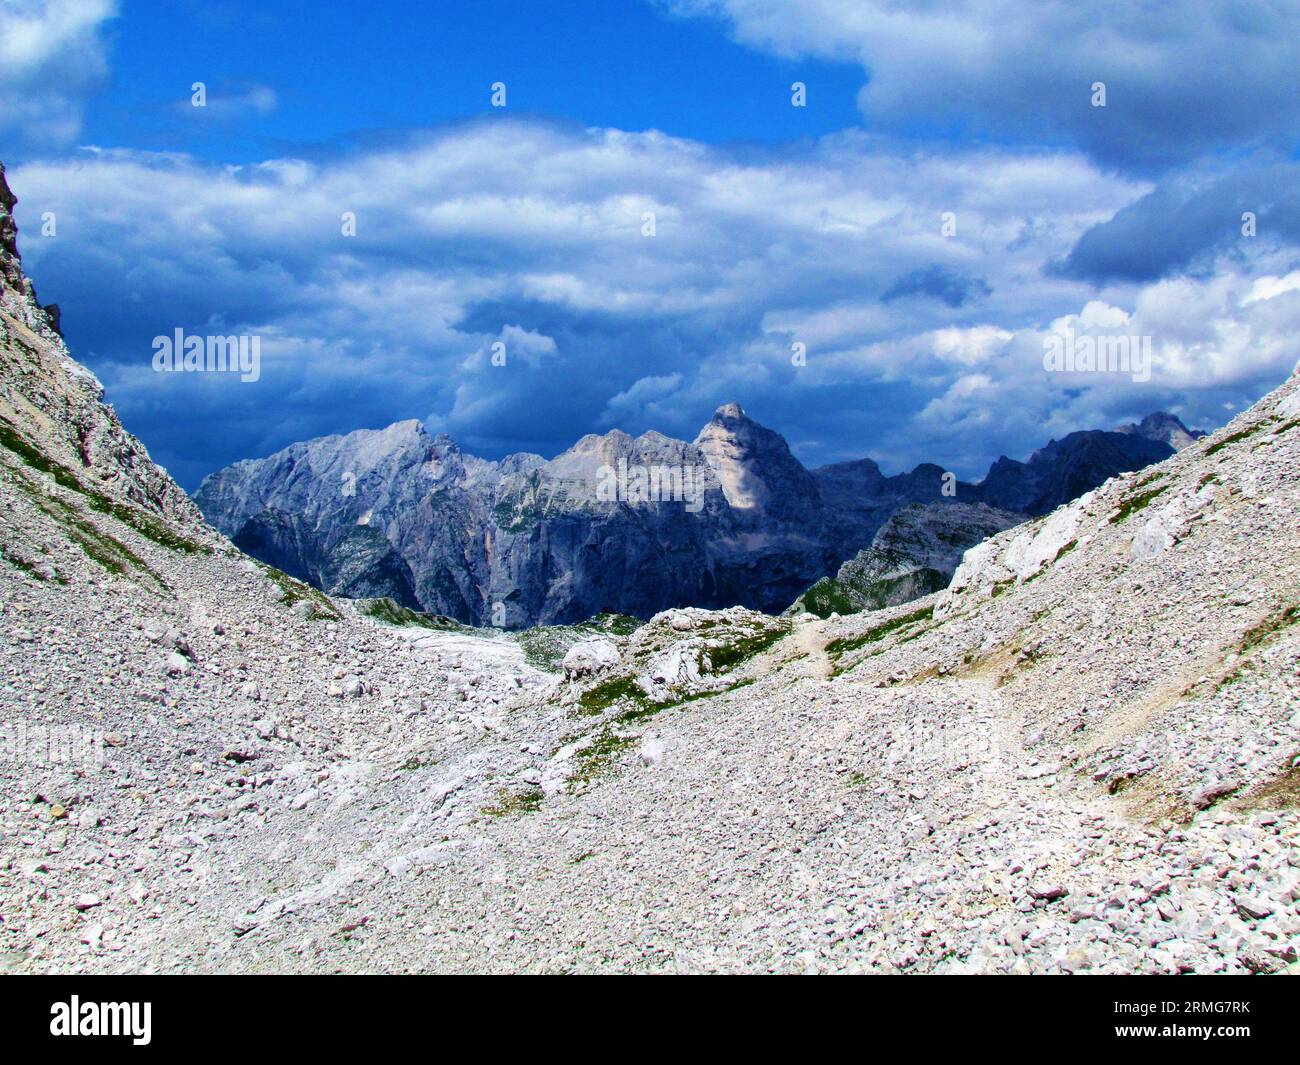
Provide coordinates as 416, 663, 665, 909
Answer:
3, 0, 1300, 489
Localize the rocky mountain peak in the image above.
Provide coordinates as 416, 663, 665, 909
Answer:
1, 162, 32, 309
693, 403, 820, 521
711, 401, 748, 422
195, 389, 1199, 625
1116, 410, 1207, 450
0, 162, 62, 337
0, 162, 18, 262
374, 417, 433, 452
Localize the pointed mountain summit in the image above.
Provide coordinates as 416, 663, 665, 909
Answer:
693, 402, 822, 523
1116, 411, 1207, 450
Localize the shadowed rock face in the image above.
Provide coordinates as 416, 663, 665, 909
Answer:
788, 502, 1027, 618
195, 396, 1185, 627
970, 430, 1175, 516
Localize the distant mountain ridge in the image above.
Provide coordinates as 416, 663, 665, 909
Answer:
194, 403, 1200, 626
1116, 411, 1207, 450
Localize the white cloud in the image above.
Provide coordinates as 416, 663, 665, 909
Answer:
1243, 270, 1300, 307
0, 0, 118, 143
907, 269, 1300, 474
664, 0, 1300, 167
599, 373, 686, 426
9, 121, 1296, 485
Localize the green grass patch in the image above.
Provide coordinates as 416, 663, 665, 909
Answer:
1109, 483, 1170, 524
795, 577, 858, 619
481, 786, 544, 817
7, 464, 168, 587
705, 622, 790, 672
577, 673, 647, 715
567, 730, 638, 790
590, 612, 640, 636
0, 542, 62, 583
573, 621, 783, 719
512, 612, 642, 672
1026, 538, 1079, 585
1240, 604, 1300, 653
362, 597, 459, 630
825, 605, 935, 659
792, 568, 947, 619
616, 677, 755, 723
1213, 665, 1250, 693
1205, 421, 1269, 456
258, 562, 340, 620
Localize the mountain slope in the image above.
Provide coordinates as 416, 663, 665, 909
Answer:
415, 364, 1298, 975
969, 430, 1174, 515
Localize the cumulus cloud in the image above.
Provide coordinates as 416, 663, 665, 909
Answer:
9, 119, 1297, 488
599, 373, 686, 427
0, 0, 118, 144
664, 0, 1300, 169
1061, 161, 1300, 283
909, 268, 1300, 473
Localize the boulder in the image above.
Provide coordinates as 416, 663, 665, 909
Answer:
562, 638, 620, 679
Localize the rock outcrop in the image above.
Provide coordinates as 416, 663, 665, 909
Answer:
788, 501, 1025, 617
0, 163, 206, 531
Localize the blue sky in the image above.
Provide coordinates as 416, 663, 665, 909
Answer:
3, 0, 1300, 489
75, 0, 867, 158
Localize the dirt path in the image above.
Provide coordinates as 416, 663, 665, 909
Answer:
794, 619, 835, 679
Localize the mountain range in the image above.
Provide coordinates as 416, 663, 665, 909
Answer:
195, 401, 1196, 627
